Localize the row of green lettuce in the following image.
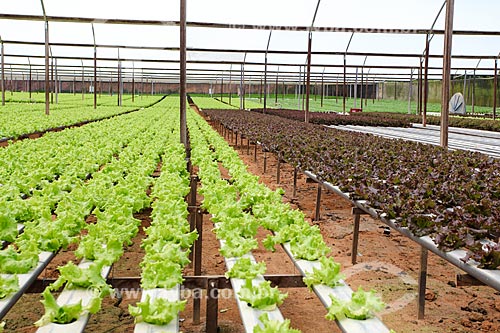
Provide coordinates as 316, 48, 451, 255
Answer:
128, 118, 198, 325
0, 93, 162, 139
35, 102, 172, 327
189, 108, 388, 331
188, 108, 297, 332
0, 98, 180, 328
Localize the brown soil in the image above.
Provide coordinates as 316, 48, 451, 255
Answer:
3, 121, 500, 333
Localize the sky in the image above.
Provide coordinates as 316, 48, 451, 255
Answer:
0, 0, 499, 83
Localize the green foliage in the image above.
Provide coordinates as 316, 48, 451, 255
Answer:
254, 313, 301, 333
238, 279, 288, 311
226, 258, 267, 280
0, 275, 19, 299
129, 295, 186, 325
325, 287, 385, 321
303, 256, 345, 290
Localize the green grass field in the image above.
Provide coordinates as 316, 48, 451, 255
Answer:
212, 93, 494, 115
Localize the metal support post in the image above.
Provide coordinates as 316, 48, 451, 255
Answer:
263, 151, 267, 173
206, 278, 219, 333
314, 183, 322, 221
276, 157, 281, 184
293, 168, 298, 198
193, 209, 203, 325
418, 247, 429, 320
351, 207, 367, 265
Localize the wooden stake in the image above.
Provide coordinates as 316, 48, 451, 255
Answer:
440, 0, 455, 148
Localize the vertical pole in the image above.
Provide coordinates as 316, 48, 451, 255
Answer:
418, 59, 423, 115
314, 183, 322, 221
440, 0, 455, 148
418, 247, 429, 319
354, 67, 358, 108
463, 72, 467, 104
92, 23, 97, 109
320, 70, 324, 107
408, 69, 414, 114
276, 157, 281, 184
239, 62, 244, 109
335, 76, 338, 103
55, 58, 58, 104
293, 168, 298, 198
343, 56, 347, 114
28, 59, 32, 100
132, 63, 135, 103
50, 56, 54, 104
305, 32, 312, 123
423, 36, 430, 126
220, 74, 224, 101
494, 59, 498, 120
82, 59, 85, 101
117, 51, 121, 105
141, 69, 144, 97
193, 209, 203, 324
298, 66, 302, 111
1, 38, 5, 106
229, 64, 232, 106
275, 66, 279, 105
472, 69, 476, 114
360, 66, 363, 108
365, 70, 369, 107
43, 11, 50, 114
352, 211, 361, 265
372, 77, 375, 104
259, 76, 262, 103
180, 0, 187, 148
206, 278, 219, 333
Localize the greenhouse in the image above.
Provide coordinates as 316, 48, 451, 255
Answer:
1, 1, 500, 332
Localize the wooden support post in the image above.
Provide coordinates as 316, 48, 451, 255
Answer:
456, 274, 486, 287
263, 151, 267, 173
418, 247, 428, 320
235, 131, 238, 147
54, 58, 58, 104
41, 0, 50, 115
494, 58, 498, 120
1, 38, 4, 106
293, 168, 298, 198
82, 59, 85, 101
321, 71, 324, 108
206, 278, 219, 333
343, 56, 347, 114
351, 207, 366, 265
188, 207, 196, 264
193, 209, 203, 325
276, 157, 281, 184
314, 183, 322, 221
28, 62, 32, 100
254, 142, 257, 162
246, 137, 250, 155
305, 32, 312, 123
275, 67, 279, 105
418, 59, 423, 115
440, 0, 455, 148
92, 23, 97, 109
50, 57, 54, 104
423, 36, 430, 126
